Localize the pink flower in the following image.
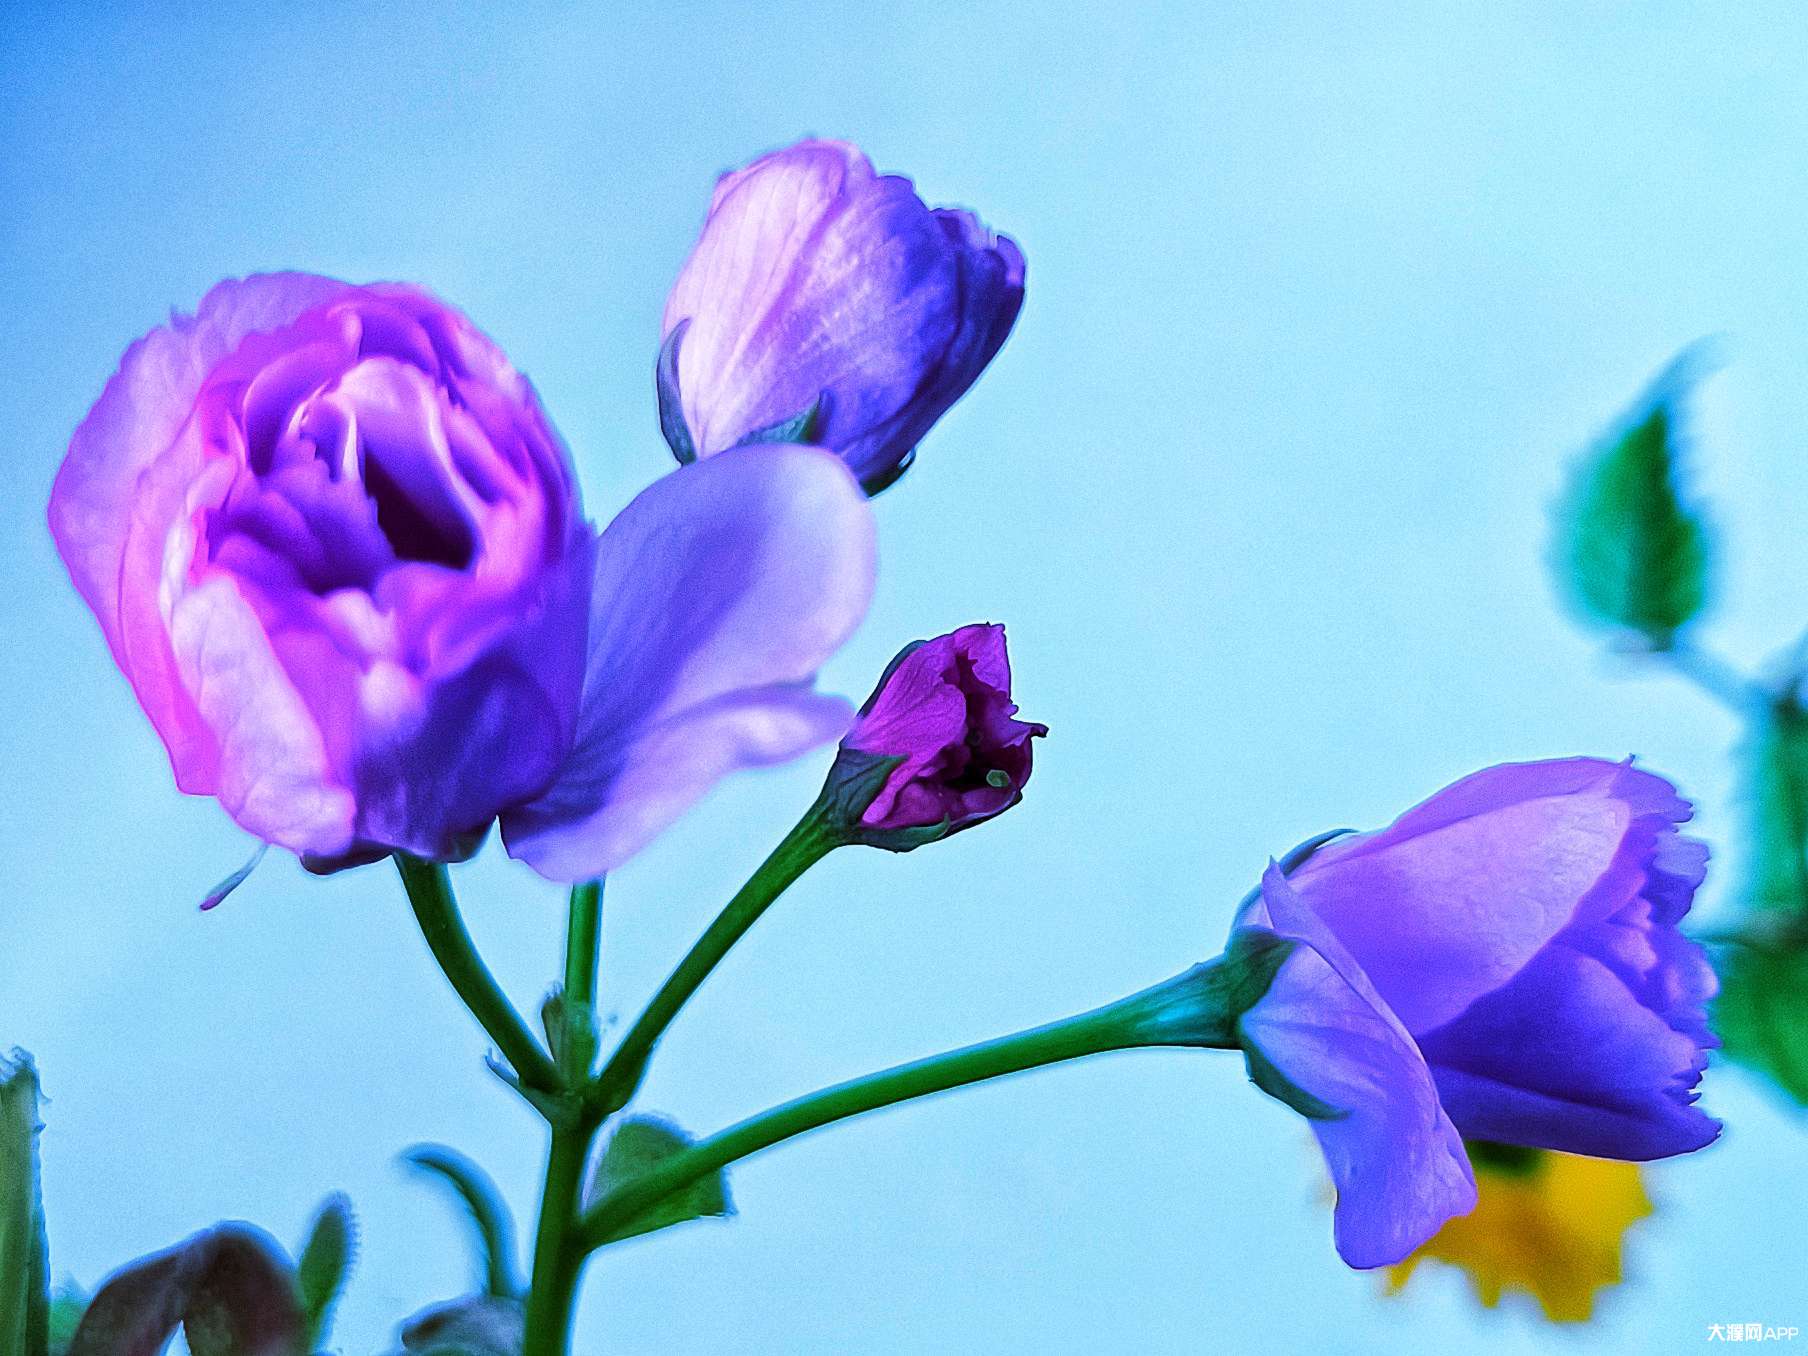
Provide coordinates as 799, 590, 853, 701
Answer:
51, 274, 876, 878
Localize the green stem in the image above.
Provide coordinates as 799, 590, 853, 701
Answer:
522, 880, 608, 1356
576, 968, 1233, 1250
394, 854, 560, 1096
565, 880, 603, 1011
588, 812, 837, 1118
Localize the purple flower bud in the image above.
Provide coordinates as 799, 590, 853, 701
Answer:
660, 139, 1025, 494
825, 624, 1045, 848
1233, 759, 1719, 1269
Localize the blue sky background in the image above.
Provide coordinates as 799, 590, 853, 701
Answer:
3, 3, 1806, 1352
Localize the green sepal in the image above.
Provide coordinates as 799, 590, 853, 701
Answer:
294, 1193, 355, 1349
1, 1050, 49, 1356
733, 395, 823, 448
1231, 830, 1356, 920
656, 320, 698, 464
859, 445, 917, 497
541, 988, 599, 1086
1711, 926, 1808, 1107
1551, 353, 1712, 648
1110, 929, 1299, 1048
587, 1115, 732, 1246
1239, 1032, 1347, 1122
814, 747, 950, 853
402, 1147, 521, 1300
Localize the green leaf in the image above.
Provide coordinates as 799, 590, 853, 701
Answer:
402, 1147, 520, 1299
587, 1116, 732, 1245
295, 1193, 355, 1348
66, 1224, 305, 1356
1746, 696, 1808, 915
1, 1050, 49, 1356
46, 1286, 84, 1356
1553, 357, 1711, 647
1713, 930, 1808, 1108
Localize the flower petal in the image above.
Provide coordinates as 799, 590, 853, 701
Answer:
50, 273, 351, 656
1242, 866, 1477, 1268
1417, 935, 1721, 1159
502, 445, 875, 879
1289, 758, 1691, 1032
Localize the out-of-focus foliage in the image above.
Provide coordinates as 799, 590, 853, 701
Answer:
1387, 1142, 1651, 1323
1713, 924, 1808, 1108
1710, 693, 1808, 1107
65, 1224, 307, 1356
1552, 364, 1709, 649
1, 1050, 49, 1356
391, 1294, 523, 1355
403, 1146, 521, 1299
1744, 695, 1808, 916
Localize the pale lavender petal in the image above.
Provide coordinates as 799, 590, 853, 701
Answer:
503, 445, 876, 880
662, 139, 1022, 490
1288, 758, 1688, 1032
1242, 867, 1476, 1269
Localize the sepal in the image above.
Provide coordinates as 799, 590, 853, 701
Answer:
732, 395, 824, 448
815, 747, 950, 852
656, 321, 698, 464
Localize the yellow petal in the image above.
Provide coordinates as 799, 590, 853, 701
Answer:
1385, 1147, 1653, 1324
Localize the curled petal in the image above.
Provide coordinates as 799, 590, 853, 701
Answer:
1290, 758, 1693, 1033
503, 445, 876, 879
1242, 867, 1477, 1268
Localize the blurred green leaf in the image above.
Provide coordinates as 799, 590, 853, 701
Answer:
295, 1193, 355, 1348
1553, 359, 1711, 647
587, 1115, 732, 1245
46, 1285, 84, 1356
66, 1224, 305, 1356
1746, 695, 1808, 915
1, 1050, 49, 1356
403, 1146, 519, 1300
1713, 929, 1808, 1108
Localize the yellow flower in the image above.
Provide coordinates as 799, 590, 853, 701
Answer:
1386, 1141, 1653, 1323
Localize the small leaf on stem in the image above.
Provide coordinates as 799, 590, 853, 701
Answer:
586, 1115, 733, 1245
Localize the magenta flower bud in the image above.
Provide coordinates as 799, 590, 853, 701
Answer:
1230, 759, 1719, 1269
51, 275, 878, 879
823, 623, 1046, 849
659, 139, 1025, 494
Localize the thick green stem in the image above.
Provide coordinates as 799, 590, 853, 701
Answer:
522, 880, 608, 1356
394, 854, 560, 1095
521, 1117, 593, 1356
588, 813, 837, 1118
576, 968, 1234, 1250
